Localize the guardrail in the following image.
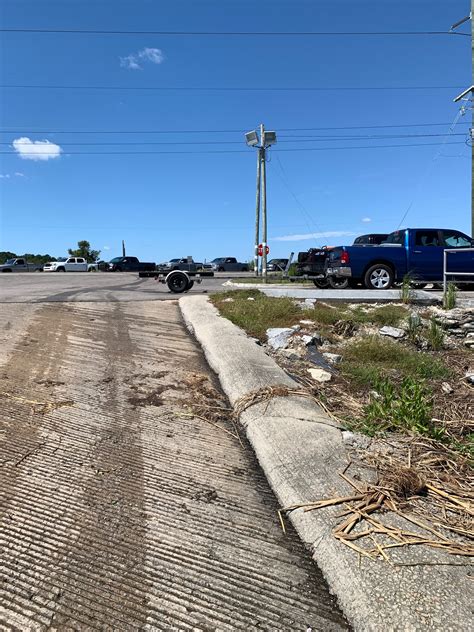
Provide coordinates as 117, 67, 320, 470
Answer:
443, 248, 474, 297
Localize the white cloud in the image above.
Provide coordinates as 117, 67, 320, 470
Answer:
12, 137, 62, 161
120, 47, 164, 70
362, 217, 372, 223
0, 172, 25, 178
272, 230, 356, 242
103, 245, 110, 251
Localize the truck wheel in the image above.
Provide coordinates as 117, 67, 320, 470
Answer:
328, 276, 349, 289
241, 266, 248, 272
57, 267, 65, 272
186, 280, 195, 291
2, 269, 12, 273
313, 279, 329, 288
364, 264, 394, 290
218, 266, 225, 272
167, 272, 188, 293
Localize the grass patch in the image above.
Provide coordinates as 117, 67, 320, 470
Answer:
341, 336, 450, 387
211, 290, 302, 339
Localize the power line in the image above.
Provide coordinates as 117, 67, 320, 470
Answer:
0, 133, 469, 146
2, 141, 466, 156
0, 28, 469, 37
0, 84, 465, 92
1, 122, 470, 135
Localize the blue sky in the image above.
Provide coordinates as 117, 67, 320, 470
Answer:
0, 0, 472, 262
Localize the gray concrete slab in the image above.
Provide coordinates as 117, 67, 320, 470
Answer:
180, 295, 474, 632
0, 299, 348, 630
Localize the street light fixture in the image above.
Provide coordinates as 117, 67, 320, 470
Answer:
245, 130, 259, 146
245, 124, 277, 281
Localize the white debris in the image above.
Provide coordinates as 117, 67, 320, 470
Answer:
300, 319, 315, 326
266, 327, 294, 350
300, 334, 315, 346
441, 382, 454, 395
307, 367, 332, 383
247, 297, 255, 301
323, 352, 342, 365
379, 325, 405, 339
465, 372, 474, 384
222, 297, 234, 303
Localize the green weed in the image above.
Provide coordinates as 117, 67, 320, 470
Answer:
399, 274, 414, 304
424, 317, 445, 351
443, 282, 457, 310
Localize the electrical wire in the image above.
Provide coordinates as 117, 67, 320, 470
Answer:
0, 84, 465, 91
1, 122, 469, 135
2, 141, 464, 156
0, 28, 469, 36
396, 107, 468, 229
1, 133, 468, 146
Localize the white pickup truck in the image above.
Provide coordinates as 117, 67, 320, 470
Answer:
0, 258, 42, 272
43, 257, 95, 272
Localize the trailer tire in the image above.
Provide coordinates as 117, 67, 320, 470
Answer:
328, 276, 349, 289
364, 264, 394, 289
167, 271, 189, 293
313, 279, 329, 288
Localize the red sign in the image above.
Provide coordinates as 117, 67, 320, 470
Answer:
257, 244, 270, 256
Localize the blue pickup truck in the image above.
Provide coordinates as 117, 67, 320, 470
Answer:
327, 228, 474, 289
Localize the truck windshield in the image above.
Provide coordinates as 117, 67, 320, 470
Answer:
211, 258, 224, 263
109, 257, 123, 263
4, 259, 15, 265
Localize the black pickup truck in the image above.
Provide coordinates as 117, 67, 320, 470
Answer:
108, 256, 155, 272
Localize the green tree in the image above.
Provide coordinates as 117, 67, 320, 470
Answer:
68, 240, 100, 263
0, 251, 17, 264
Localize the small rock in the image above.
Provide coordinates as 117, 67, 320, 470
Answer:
266, 327, 294, 350
300, 319, 315, 326
323, 352, 342, 365
222, 297, 234, 303
441, 382, 454, 395
302, 298, 316, 309
247, 297, 255, 301
369, 390, 382, 400
291, 324, 301, 331
307, 367, 332, 383
379, 325, 405, 339
300, 334, 315, 346
279, 348, 304, 360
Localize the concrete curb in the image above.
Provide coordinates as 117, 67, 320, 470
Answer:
223, 280, 440, 304
179, 295, 472, 631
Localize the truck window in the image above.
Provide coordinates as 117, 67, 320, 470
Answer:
77, 258, 85, 263
441, 230, 472, 248
415, 231, 440, 247
66, 258, 74, 263
16, 259, 25, 265
384, 231, 405, 246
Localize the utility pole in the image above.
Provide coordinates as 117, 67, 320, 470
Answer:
472, 0, 473, 237
245, 124, 277, 279
122, 240, 126, 257
254, 142, 262, 277
260, 124, 268, 282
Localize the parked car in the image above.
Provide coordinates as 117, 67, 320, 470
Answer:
353, 233, 389, 246
0, 258, 42, 272
210, 257, 249, 272
327, 228, 474, 289
43, 257, 91, 272
108, 256, 155, 272
267, 258, 289, 272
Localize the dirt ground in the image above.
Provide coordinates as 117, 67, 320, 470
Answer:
0, 300, 347, 630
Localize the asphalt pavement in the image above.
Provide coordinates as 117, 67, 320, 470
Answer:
0, 272, 229, 303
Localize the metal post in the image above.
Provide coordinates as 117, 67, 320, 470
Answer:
122, 240, 126, 257
472, 0, 474, 237
443, 249, 447, 305
261, 125, 268, 282
254, 147, 262, 277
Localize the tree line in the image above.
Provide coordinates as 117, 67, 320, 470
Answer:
0, 241, 101, 265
